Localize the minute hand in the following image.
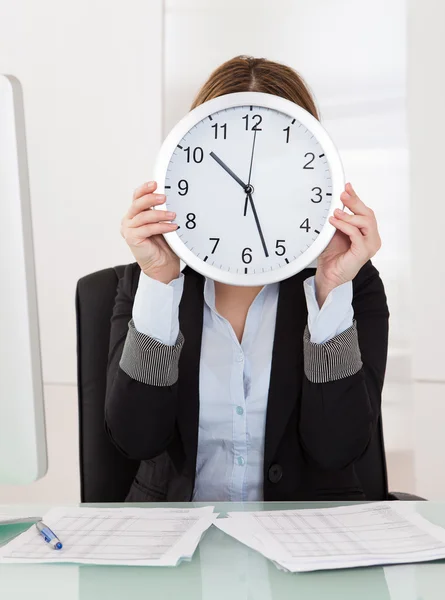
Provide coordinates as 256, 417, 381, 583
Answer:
247, 193, 269, 258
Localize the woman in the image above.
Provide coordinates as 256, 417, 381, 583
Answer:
105, 56, 388, 502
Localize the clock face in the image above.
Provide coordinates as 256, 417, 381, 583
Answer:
155, 92, 344, 285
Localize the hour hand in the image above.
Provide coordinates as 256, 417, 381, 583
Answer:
209, 152, 248, 191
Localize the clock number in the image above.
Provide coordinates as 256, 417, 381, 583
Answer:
209, 237, 220, 253
303, 153, 315, 169
242, 247, 253, 264
275, 240, 286, 256
242, 114, 262, 131
178, 179, 189, 196
211, 123, 227, 139
252, 114, 262, 131
311, 187, 323, 203
283, 126, 290, 144
300, 218, 311, 232
186, 213, 196, 229
184, 146, 203, 163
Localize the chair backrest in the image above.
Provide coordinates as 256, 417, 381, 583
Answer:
76, 266, 139, 502
76, 266, 390, 502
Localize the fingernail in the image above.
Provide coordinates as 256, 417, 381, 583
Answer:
147, 181, 155, 187
335, 209, 344, 216
166, 211, 176, 218
154, 194, 165, 201
168, 223, 178, 228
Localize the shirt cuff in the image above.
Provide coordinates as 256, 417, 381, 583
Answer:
303, 321, 363, 383
132, 271, 184, 346
120, 319, 185, 386
303, 277, 354, 344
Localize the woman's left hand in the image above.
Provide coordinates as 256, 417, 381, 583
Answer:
315, 182, 381, 307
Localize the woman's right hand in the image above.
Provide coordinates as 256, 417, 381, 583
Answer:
121, 181, 180, 284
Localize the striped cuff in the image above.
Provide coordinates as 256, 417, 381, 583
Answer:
303, 320, 363, 383
119, 319, 185, 387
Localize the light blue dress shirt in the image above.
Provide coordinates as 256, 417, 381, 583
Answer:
132, 272, 354, 501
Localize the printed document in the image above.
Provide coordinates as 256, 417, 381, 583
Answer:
0, 506, 216, 566
215, 502, 445, 572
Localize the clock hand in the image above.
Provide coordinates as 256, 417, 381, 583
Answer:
243, 129, 257, 217
247, 130, 257, 187
244, 129, 268, 257
209, 152, 248, 190
247, 192, 269, 258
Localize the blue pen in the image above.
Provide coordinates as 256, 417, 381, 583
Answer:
35, 521, 63, 550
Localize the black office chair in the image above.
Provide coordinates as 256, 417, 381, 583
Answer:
76, 265, 424, 502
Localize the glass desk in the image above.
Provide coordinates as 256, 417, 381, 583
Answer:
0, 501, 444, 599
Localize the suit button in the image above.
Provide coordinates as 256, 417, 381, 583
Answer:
268, 464, 283, 484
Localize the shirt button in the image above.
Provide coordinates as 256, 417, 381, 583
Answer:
236, 406, 244, 416
237, 456, 245, 466
237, 353, 244, 363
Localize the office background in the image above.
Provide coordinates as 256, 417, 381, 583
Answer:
0, 0, 443, 503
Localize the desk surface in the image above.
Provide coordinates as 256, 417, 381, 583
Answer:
0, 501, 444, 599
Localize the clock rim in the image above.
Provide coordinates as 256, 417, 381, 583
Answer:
153, 91, 344, 286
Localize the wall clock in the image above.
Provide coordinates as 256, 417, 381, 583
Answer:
154, 92, 344, 285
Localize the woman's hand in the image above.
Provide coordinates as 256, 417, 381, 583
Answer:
121, 181, 180, 284
315, 182, 381, 307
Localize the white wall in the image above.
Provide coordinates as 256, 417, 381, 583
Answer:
0, 0, 163, 502
408, 0, 445, 383
407, 0, 445, 498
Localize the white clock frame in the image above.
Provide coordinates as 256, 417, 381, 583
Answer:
154, 91, 344, 285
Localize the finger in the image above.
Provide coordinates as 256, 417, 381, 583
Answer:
346, 182, 361, 199
126, 222, 178, 244
133, 181, 157, 201
333, 209, 372, 233
340, 184, 372, 217
127, 193, 166, 219
129, 208, 176, 228
329, 216, 366, 245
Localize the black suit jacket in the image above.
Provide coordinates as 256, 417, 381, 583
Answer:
105, 260, 389, 501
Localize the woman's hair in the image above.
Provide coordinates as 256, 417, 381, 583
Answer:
191, 55, 319, 120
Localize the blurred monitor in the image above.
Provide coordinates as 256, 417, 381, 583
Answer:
0, 74, 47, 484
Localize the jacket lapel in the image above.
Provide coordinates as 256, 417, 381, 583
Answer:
264, 269, 313, 468
177, 268, 204, 481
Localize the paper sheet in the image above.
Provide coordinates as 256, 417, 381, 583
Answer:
215, 502, 445, 572
0, 513, 41, 525
0, 506, 217, 566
